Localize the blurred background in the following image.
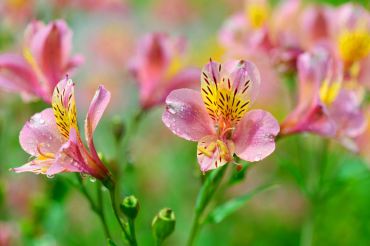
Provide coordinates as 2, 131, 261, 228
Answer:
0, 0, 370, 245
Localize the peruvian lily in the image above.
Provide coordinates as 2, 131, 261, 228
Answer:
0, 20, 83, 103
162, 59, 280, 172
280, 46, 366, 150
129, 32, 200, 110
11, 78, 113, 186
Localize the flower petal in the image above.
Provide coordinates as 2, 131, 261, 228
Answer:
197, 135, 232, 172
19, 108, 65, 157
12, 159, 54, 174
85, 85, 111, 161
233, 109, 279, 162
0, 53, 40, 97
52, 78, 78, 139
162, 88, 215, 141
200, 59, 260, 124
26, 20, 80, 94
330, 90, 366, 138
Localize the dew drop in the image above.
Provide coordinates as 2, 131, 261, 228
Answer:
89, 176, 96, 183
80, 173, 88, 178
46, 174, 54, 179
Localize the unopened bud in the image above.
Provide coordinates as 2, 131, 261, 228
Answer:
120, 195, 140, 219
152, 208, 176, 243
111, 116, 125, 142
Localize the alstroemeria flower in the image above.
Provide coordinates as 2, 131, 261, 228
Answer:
281, 47, 366, 150
162, 59, 279, 172
12, 78, 112, 183
0, 20, 83, 103
129, 32, 200, 110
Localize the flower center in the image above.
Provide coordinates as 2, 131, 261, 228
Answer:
52, 79, 78, 139
338, 29, 370, 64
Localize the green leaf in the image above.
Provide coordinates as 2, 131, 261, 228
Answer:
206, 184, 277, 224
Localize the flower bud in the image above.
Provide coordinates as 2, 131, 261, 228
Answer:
120, 195, 140, 219
111, 116, 125, 142
152, 208, 176, 244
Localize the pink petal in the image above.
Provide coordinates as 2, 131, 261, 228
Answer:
12, 159, 54, 174
233, 109, 279, 162
64, 127, 110, 180
19, 108, 65, 157
296, 48, 329, 106
0, 53, 40, 96
222, 60, 261, 106
28, 20, 73, 90
281, 98, 336, 137
330, 90, 366, 138
162, 88, 215, 141
85, 85, 111, 160
197, 135, 232, 172
129, 33, 171, 89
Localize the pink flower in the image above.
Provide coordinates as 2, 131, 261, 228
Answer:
162, 59, 279, 172
12, 78, 112, 184
0, 20, 83, 103
129, 33, 200, 110
281, 46, 366, 149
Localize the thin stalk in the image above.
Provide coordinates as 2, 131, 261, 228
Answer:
128, 218, 137, 245
97, 182, 112, 239
75, 175, 112, 239
109, 187, 136, 246
187, 166, 228, 246
300, 204, 314, 246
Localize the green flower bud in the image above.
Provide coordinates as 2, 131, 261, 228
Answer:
152, 208, 176, 244
111, 116, 125, 142
120, 195, 140, 219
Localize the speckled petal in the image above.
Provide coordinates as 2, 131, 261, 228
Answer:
162, 88, 215, 141
19, 108, 65, 157
233, 109, 279, 162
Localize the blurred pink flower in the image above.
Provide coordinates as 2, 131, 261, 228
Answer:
0, 20, 83, 103
0, 222, 18, 246
0, 0, 35, 26
219, 0, 304, 75
281, 46, 366, 150
12, 78, 112, 183
163, 59, 279, 172
129, 33, 200, 110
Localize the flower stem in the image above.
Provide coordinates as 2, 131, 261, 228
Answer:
187, 165, 228, 246
75, 175, 112, 240
128, 218, 137, 245
96, 182, 112, 239
109, 186, 137, 246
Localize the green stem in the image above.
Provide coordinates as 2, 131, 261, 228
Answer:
97, 182, 112, 239
109, 186, 136, 246
300, 138, 329, 246
75, 175, 112, 239
300, 204, 314, 246
128, 218, 137, 245
187, 166, 228, 246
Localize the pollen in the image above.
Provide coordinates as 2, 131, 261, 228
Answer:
338, 29, 370, 64
246, 4, 268, 29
